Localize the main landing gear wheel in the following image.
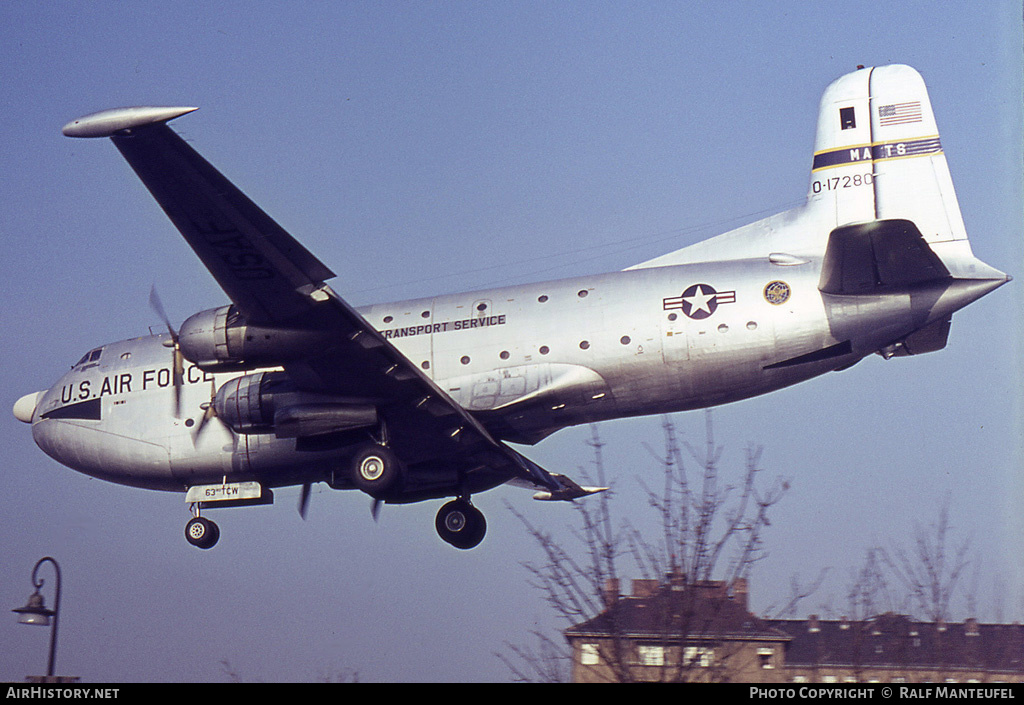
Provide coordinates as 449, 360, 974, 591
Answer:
185, 516, 220, 549
435, 499, 486, 550
350, 443, 403, 498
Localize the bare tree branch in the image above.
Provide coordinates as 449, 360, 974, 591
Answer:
501, 411, 799, 682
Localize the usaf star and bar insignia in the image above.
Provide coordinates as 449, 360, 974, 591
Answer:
662, 281, 791, 320
663, 284, 736, 320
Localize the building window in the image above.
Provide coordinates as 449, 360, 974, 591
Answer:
758, 647, 774, 669
580, 643, 599, 666
637, 645, 664, 666
683, 646, 712, 668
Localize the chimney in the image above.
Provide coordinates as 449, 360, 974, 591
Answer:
603, 579, 620, 607
632, 579, 658, 598
669, 570, 687, 589
731, 578, 749, 609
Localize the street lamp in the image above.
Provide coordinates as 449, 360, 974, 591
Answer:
12, 557, 62, 678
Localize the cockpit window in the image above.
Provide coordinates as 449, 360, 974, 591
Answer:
74, 348, 103, 367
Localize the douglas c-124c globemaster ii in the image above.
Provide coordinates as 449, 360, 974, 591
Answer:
14, 65, 1009, 549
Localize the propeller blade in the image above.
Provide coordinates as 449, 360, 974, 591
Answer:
371, 498, 383, 522
150, 286, 185, 418
148, 286, 178, 341
299, 483, 311, 519
191, 379, 219, 445
172, 348, 184, 418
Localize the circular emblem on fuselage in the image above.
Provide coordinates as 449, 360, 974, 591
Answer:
763, 280, 791, 305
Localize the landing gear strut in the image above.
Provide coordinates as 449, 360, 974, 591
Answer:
185, 515, 220, 549
435, 498, 486, 550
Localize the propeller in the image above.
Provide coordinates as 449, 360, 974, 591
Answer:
299, 483, 312, 519
191, 378, 219, 444
193, 401, 218, 444
149, 286, 185, 418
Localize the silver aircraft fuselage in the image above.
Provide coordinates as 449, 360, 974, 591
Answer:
14, 64, 1010, 548
27, 252, 998, 492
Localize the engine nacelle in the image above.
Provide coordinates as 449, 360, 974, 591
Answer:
179, 305, 336, 371
213, 371, 377, 437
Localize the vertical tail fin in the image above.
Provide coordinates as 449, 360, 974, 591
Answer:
808, 64, 967, 244
628, 65, 996, 271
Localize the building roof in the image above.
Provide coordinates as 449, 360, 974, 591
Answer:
565, 577, 788, 643
768, 614, 1024, 674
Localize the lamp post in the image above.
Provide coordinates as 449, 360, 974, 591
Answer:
12, 557, 62, 679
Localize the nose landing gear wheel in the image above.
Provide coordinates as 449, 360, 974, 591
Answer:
435, 499, 486, 550
185, 516, 220, 549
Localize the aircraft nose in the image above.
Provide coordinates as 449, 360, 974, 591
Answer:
13, 391, 44, 423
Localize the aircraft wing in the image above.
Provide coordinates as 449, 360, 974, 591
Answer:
65, 107, 569, 498
102, 112, 335, 326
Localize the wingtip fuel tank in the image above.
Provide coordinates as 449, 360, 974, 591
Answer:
62, 106, 198, 138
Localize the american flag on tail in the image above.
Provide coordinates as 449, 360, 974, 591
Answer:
878, 101, 922, 126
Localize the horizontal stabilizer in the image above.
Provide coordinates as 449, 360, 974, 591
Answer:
818, 219, 950, 295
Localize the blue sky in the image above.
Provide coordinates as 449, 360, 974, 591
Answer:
1, 1, 1021, 682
